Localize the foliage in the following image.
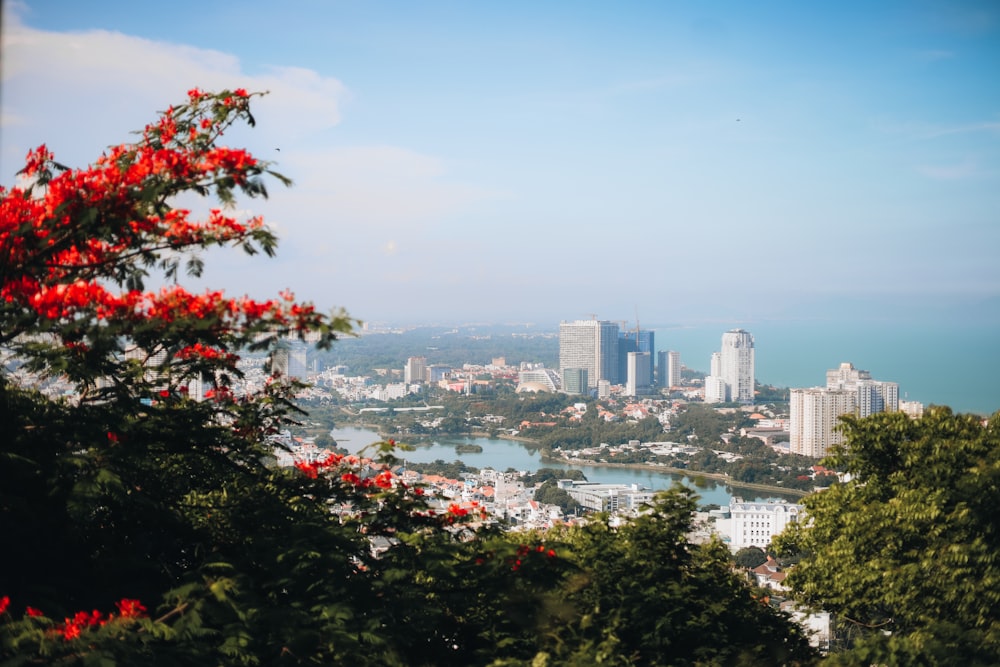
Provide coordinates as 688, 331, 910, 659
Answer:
534, 488, 816, 666
522, 467, 587, 486
775, 408, 1000, 665
1, 91, 814, 666
734, 546, 769, 569
670, 404, 744, 444
533, 480, 580, 512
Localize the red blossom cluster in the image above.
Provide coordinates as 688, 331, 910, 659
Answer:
0, 89, 341, 384
174, 342, 237, 363
443, 500, 488, 524
293, 453, 345, 479
0, 596, 146, 642
293, 454, 396, 490
510, 543, 557, 571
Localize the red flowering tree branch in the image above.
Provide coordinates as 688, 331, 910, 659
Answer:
0, 88, 356, 397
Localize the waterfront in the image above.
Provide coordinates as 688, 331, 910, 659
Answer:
330, 426, 802, 506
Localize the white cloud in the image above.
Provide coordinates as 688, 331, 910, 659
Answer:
0, 12, 345, 175
0, 10, 502, 313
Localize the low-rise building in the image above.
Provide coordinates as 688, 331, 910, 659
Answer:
728, 497, 803, 550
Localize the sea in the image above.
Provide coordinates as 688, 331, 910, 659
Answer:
649, 315, 1000, 416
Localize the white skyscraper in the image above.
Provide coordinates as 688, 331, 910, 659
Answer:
720, 329, 755, 404
559, 319, 619, 389
626, 351, 652, 397
789, 387, 856, 458
667, 350, 681, 389
704, 352, 725, 403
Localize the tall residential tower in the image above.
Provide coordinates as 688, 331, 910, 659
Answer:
720, 329, 755, 404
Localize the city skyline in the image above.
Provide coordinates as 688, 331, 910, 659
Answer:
1, 1, 998, 330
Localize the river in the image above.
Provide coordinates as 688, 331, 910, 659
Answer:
330, 426, 799, 506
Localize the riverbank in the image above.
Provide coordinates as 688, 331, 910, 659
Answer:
540, 454, 810, 500
338, 425, 810, 501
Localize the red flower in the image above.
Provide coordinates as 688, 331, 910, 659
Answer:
26, 606, 43, 617
0, 596, 9, 615
340, 473, 360, 485
115, 598, 146, 619
60, 620, 82, 641
294, 461, 319, 479
374, 470, 394, 489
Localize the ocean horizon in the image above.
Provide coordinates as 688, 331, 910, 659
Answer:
651, 317, 1000, 417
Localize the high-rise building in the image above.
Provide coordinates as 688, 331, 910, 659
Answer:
704, 352, 724, 404
720, 329, 755, 404
559, 319, 619, 388
625, 351, 652, 397
667, 350, 681, 389
789, 387, 856, 458
562, 368, 588, 395
618, 328, 654, 388
404, 356, 427, 384
825, 362, 898, 418
272, 339, 308, 380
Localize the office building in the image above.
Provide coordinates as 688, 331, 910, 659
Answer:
618, 328, 654, 388
625, 351, 652, 397
272, 339, 308, 380
559, 319, 619, 388
562, 368, 588, 395
404, 356, 427, 384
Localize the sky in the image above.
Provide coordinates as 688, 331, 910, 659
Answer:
2, 0, 999, 331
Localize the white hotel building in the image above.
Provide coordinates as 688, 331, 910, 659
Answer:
728, 497, 803, 550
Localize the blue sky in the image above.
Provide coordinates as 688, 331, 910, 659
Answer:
2, 0, 999, 329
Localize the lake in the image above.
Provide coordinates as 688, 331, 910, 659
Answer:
330, 426, 798, 506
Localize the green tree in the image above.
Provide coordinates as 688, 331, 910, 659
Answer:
775, 408, 1000, 665
0, 89, 484, 666
533, 480, 580, 512
536, 487, 816, 666
734, 546, 769, 569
